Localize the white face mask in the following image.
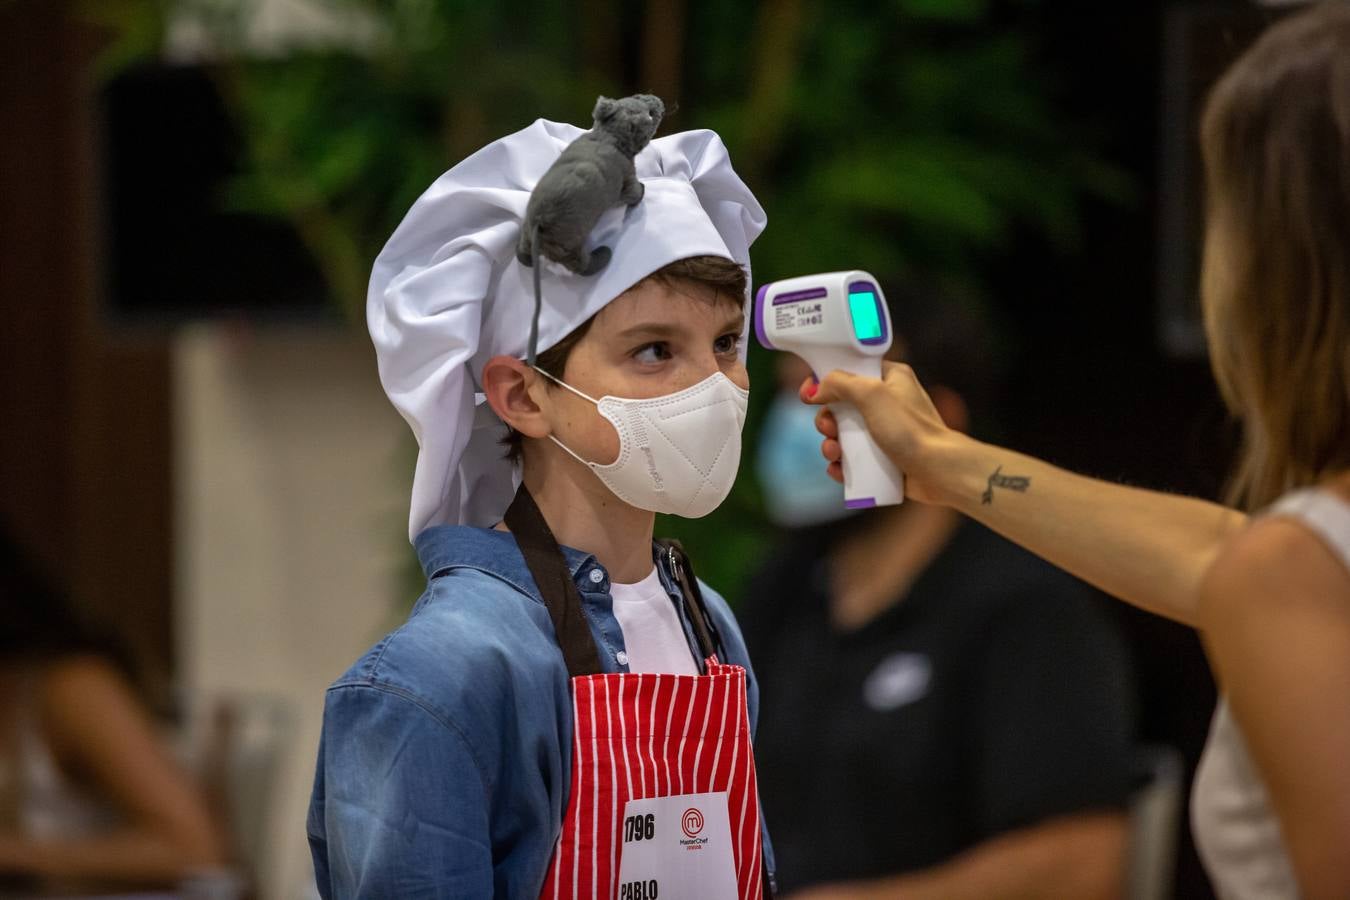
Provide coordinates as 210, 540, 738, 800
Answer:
533, 368, 750, 518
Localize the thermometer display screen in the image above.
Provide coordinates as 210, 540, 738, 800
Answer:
849, 290, 883, 341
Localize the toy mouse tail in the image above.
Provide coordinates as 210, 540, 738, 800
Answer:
527, 222, 542, 367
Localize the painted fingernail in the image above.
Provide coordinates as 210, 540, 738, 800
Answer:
806, 383, 818, 398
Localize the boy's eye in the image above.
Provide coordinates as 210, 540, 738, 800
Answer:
714, 333, 742, 356
633, 342, 672, 364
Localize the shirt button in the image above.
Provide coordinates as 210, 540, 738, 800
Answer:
588, 568, 605, 584
616, 651, 629, 667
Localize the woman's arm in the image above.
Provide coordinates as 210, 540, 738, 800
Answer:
0, 656, 225, 885
807, 362, 1246, 626
1198, 516, 1350, 899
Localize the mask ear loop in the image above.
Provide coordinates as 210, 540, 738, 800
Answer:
530, 367, 604, 469
532, 365, 601, 406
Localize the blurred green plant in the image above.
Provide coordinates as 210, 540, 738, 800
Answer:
84, 0, 1130, 603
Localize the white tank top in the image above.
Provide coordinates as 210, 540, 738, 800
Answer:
1191, 487, 1350, 900
12, 669, 118, 840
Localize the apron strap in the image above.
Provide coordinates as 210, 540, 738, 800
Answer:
504, 486, 604, 678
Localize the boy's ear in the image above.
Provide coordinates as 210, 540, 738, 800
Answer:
481, 355, 552, 439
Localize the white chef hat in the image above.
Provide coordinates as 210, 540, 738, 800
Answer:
368, 118, 768, 540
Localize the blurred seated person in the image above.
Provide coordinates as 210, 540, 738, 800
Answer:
742, 289, 1137, 899
0, 529, 225, 894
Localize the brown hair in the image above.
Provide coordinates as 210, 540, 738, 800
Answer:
501, 255, 748, 462
1200, 2, 1350, 510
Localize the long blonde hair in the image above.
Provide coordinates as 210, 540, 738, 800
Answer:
1200, 2, 1350, 510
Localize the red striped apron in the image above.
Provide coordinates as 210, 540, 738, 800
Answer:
504, 487, 766, 900
539, 662, 764, 900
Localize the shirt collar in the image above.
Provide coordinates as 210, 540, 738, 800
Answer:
414, 525, 601, 601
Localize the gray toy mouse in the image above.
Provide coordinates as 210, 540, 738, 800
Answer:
517, 93, 664, 363
517, 93, 664, 276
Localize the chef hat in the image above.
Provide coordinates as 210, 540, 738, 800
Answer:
368, 118, 767, 540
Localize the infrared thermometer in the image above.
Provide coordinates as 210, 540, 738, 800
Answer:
754, 271, 904, 509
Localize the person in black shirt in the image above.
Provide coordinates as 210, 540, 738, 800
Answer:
744, 291, 1135, 898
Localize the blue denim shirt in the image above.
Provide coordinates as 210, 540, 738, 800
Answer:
307, 525, 775, 899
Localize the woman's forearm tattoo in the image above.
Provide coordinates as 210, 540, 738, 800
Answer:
981, 465, 1031, 505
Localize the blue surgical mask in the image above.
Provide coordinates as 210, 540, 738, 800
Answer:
756, 390, 854, 528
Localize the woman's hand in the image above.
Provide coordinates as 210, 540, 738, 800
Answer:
801, 361, 968, 506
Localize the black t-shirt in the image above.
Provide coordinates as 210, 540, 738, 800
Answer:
741, 518, 1136, 894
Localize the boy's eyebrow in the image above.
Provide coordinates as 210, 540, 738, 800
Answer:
616, 322, 685, 341
721, 311, 747, 332
616, 313, 746, 342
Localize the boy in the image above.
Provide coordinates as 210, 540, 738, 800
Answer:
307, 113, 774, 898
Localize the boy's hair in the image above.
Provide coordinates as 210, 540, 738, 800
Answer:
501, 255, 747, 462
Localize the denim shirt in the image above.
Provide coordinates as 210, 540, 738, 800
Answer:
307, 525, 775, 899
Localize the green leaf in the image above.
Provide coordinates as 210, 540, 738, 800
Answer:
810, 148, 1007, 244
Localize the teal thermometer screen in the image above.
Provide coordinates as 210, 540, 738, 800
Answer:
849, 291, 883, 340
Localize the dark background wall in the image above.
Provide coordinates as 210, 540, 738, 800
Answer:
0, 1, 175, 704
984, 4, 1264, 896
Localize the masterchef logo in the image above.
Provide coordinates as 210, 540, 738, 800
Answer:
679, 807, 708, 849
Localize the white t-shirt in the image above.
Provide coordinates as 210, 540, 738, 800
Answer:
610, 567, 699, 675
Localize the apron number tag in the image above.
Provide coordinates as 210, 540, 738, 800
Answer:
615, 791, 738, 900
